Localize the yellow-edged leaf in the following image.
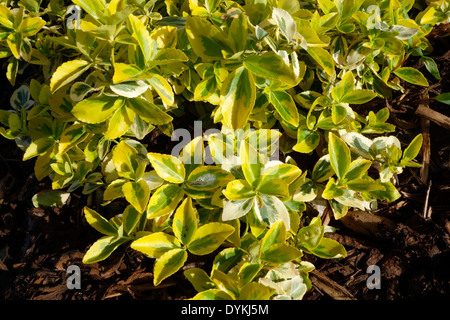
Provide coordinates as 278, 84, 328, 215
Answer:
50, 60, 91, 93
147, 152, 185, 183
131, 232, 181, 258
187, 223, 235, 255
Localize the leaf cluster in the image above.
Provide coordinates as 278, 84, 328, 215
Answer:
1, 0, 449, 300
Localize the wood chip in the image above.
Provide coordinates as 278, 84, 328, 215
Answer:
415, 104, 450, 130
340, 211, 396, 239
310, 271, 356, 300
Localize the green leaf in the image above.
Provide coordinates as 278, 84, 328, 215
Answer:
0, 4, 14, 29
433, 92, 450, 105
32, 190, 70, 208
127, 98, 173, 125
332, 71, 355, 102
260, 163, 302, 185
127, 14, 152, 62
122, 179, 150, 213
336, 0, 361, 22
58, 123, 88, 155
240, 141, 263, 188
179, 136, 205, 175
220, 66, 256, 130
238, 263, 263, 288
329, 199, 348, 220
393, 67, 429, 87
184, 268, 216, 292
421, 56, 440, 80
269, 90, 299, 127
187, 166, 233, 190
141, 171, 164, 190
153, 248, 188, 286
72, 95, 124, 124
185, 17, 232, 60
147, 152, 185, 184
187, 223, 234, 255
339, 132, 373, 159
402, 134, 423, 162
239, 282, 275, 300
222, 198, 254, 221
343, 159, 372, 181
149, 48, 188, 67
346, 179, 386, 192
110, 81, 149, 98
420, 6, 448, 25
72, 0, 106, 22
328, 133, 351, 180
309, 237, 347, 259
113, 63, 143, 84
272, 8, 297, 42
122, 205, 142, 235
82, 236, 127, 264
257, 178, 289, 198
23, 137, 55, 160
293, 128, 320, 153
312, 155, 334, 182
370, 181, 401, 202
322, 178, 345, 199
147, 75, 175, 106
50, 60, 91, 93
7, 33, 21, 60
260, 243, 302, 264
212, 247, 245, 274
84, 206, 118, 236
260, 220, 286, 253
172, 197, 198, 245
18, 17, 46, 37
340, 89, 377, 105
254, 194, 290, 231
244, 52, 298, 88
331, 103, 347, 124
229, 13, 248, 52
104, 106, 135, 140
306, 47, 335, 76
20, 0, 40, 13
210, 269, 238, 296
297, 219, 324, 251
131, 232, 181, 258
147, 184, 184, 219
112, 140, 145, 180
194, 77, 217, 102
6, 58, 18, 86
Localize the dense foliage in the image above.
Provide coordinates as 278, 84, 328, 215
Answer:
1, 0, 449, 300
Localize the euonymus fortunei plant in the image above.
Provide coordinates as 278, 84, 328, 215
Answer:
1, 0, 449, 300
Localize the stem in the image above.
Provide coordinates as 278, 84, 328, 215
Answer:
391, 54, 410, 72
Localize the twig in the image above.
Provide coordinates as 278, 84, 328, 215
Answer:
415, 105, 450, 130
423, 180, 432, 220
420, 101, 431, 184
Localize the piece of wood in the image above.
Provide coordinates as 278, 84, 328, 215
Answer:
419, 96, 431, 183
415, 104, 450, 130
310, 271, 356, 300
340, 211, 396, 239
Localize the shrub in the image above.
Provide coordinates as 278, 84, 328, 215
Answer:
0, 0, 449, 300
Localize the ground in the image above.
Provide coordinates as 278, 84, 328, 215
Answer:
1, 26, 449, 301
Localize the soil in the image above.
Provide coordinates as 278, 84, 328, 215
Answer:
1, 27, 449, 301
